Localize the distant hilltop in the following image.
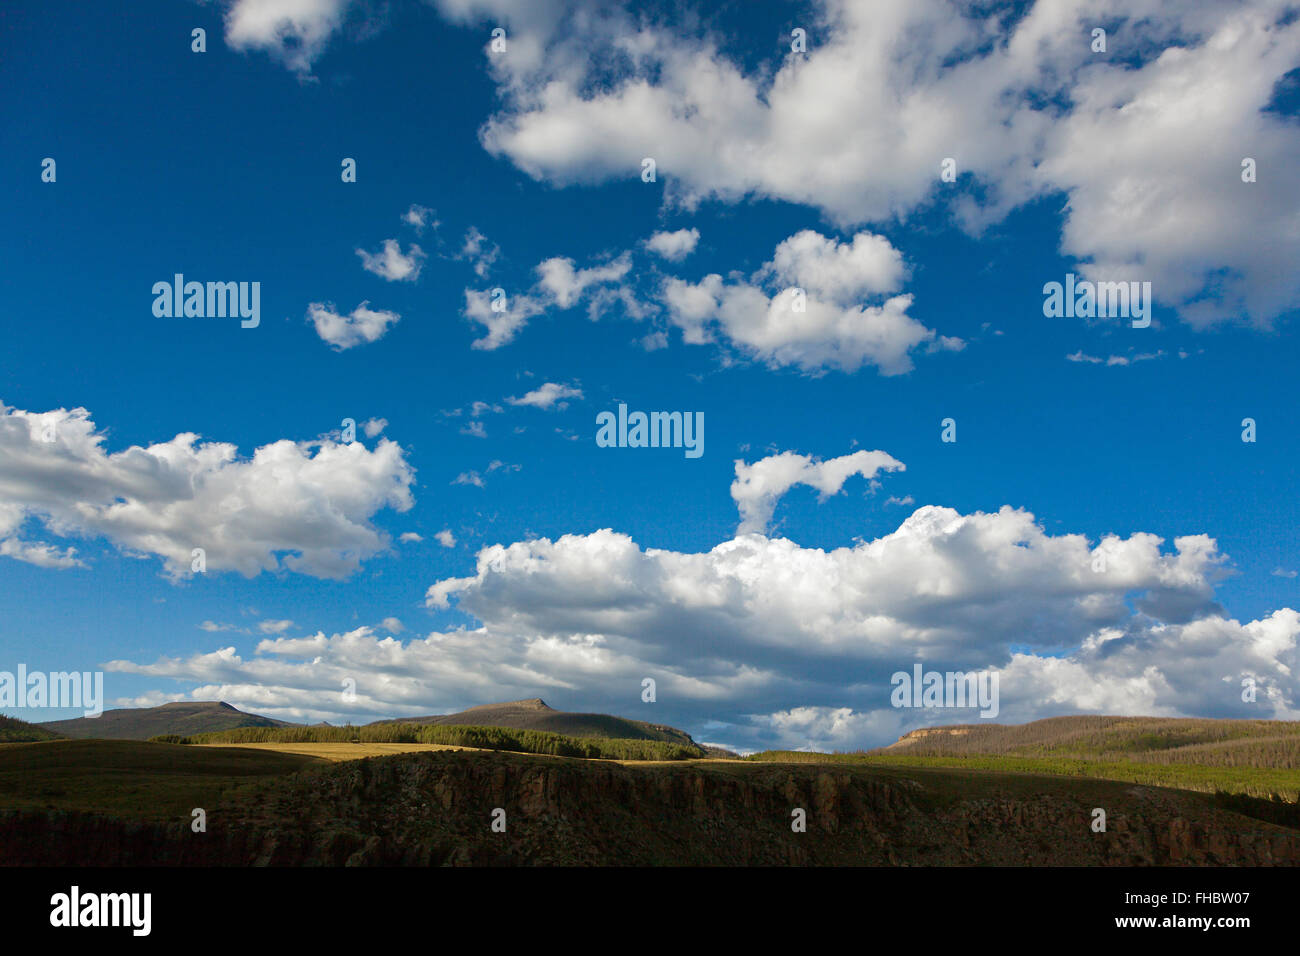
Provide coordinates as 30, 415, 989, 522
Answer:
32, 696, 703, 749
39, 700, 292, 740
369, 697, 700, 748
875, 715, 1300, 762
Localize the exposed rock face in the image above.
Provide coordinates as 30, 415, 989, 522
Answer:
2, 751, 1296, 866
886, 727, 975, 748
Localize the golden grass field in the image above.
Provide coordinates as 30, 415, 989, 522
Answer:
198, 740, 742, 766
196, 741, 477, 761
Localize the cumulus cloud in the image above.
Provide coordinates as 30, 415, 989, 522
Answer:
356, 239, 426, 282
0, 536, 84, 569
536, 255, 632, 309
308, 301, 401, 349
223, 0, 1300, 329
113, 501, 1295, 748
459, 227, 948, 373
662, 229, 960, 374
645, 227, 699, 262
258, 619, 295, 635
731, 449, 906, 534
222, 0, 356, 74
436, 529, 457, 548
458, 0, 1300, 329
400, 532, 424, 543
462, 289, 544, 350
507, 382, 583, 410
104, 625, 591, 723
0, 402, 414, 579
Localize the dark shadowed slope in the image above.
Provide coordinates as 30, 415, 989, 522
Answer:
3, 745, 1298, 865
369, 697, 698, 747
0, 715, 64, 742
39, 701, 293, 740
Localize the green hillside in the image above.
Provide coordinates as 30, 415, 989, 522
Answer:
876, 715, 1300, 766
0, 714, 65, 742
182, 721, 704, 760
0, 738, 320, 819
367, 697, 697, 747
746, 715, 1300, 800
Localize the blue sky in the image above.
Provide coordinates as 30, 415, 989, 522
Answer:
1, 0, 1298, 751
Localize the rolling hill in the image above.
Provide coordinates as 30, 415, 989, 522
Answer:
875, 715, 1300, 767
38, 700, 293, 740
367, 697, 699, 747
0, 714, 64, 742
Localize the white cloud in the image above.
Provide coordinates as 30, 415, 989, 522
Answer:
462, 0, 1300, 329
461, 226, 500, 278
356, 239, 426, 282
259, 619, 295, 635
401, 204, 438, 233
662, 229, 960, 374
0, 402, 414, 580
222, 0, 1300, 328
426, 509, 1231, 663
222, 0, 355, 74
362, 418, 388, 438
462, 289, 544, 350
111, 501, 1295, 748
308, 301, 401, 350
1067, 350, 1165, 366
460, 420, 488, 438
462, 236, 643, 349
536, 255, 632, 309
436, 529, 457, 548
1273, 568, 1298, 579
381, 617, 405, 633
0, 536, 83, 569
765, 229, 905, 304
645, 227, 699, 262
451, 461, 520, 489
731, 449, 906, 534
507, 382, 583, 410
400, 532, 424, 543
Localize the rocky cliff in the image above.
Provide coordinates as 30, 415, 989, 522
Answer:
2, 749, 1296, 865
